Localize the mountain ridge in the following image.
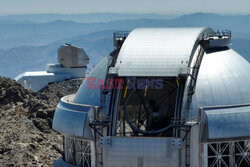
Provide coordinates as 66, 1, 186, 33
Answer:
0, 13, 249, 78
1, 13, 250, 49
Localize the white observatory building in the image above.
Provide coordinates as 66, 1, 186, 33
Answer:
15, 44, 89, 91
52, 28, 250, 167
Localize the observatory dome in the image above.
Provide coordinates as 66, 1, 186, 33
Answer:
53, 27, 250, 167
73, 28, 250, 118
184, 48, 250, 120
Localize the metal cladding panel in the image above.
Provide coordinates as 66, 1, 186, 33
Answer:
73, 56, 109, 106
200, 105, 250, 142
58, 44, 89, 68
52, 95, 93, 140
103, 137, 180, 167
183, 48, 250, 120
115, 28, 212, 77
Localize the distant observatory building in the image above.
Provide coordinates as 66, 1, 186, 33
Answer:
15, 44, 89, 91
52, 28, 250, 167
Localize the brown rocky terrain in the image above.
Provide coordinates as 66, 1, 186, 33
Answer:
0, 76, 82, 166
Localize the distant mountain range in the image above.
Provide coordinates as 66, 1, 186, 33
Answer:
0, 13, 250, 49
0, 12, 249, 78
0, 13, 178, 23
0, 30, 114, 78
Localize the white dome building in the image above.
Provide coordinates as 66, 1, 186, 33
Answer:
53, 28, 250, 167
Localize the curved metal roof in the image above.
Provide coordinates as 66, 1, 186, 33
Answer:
183, 48, 250, 120
72, 28, 250, 120
115, 28, 214, 77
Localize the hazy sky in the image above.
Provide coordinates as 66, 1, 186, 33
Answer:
0, 0, 250, 15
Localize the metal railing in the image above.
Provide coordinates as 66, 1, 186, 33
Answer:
113, 31, 130, 47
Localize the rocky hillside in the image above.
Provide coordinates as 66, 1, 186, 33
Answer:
40, 79, 83, 105
0, 76, 82, 166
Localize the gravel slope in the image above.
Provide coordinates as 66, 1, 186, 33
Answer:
0, 76, 82, 166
